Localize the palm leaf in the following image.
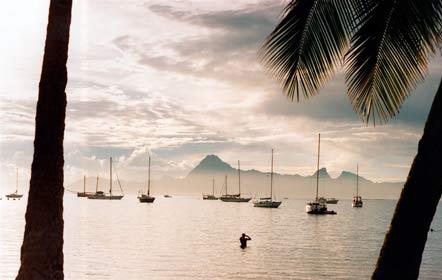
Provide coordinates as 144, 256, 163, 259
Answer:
259, 0, 354, 101
346, 0, 442, 124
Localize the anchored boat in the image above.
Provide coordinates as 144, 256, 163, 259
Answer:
326, 198, 339, 204
138, 155, 155, 203
6, 168, 23, 200
88, 157, 124, 200
203, 178, 218, 200
306, 134, 336, 215
352, 164, 363, 208
253, 149, 281, 208
77, 175, 94, 197
220, 161, 251, 203
317, 197, 339, 204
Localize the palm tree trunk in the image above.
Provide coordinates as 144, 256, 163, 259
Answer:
16, 0, 72, 279
373, 78, 442, 279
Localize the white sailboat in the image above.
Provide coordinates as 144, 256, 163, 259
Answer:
138, 155, 155, 203
220, 161, 251, 202
6, 168, 23, 200
203, 178, 218, 200
253, 149, 282, 208
352, 164, 363, 207
88, 157, 124, 200
306, 134, 336, 215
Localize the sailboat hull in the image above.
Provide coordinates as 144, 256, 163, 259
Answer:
203, 195, 218, 200
138, 195, 155, 203
253, 200, 281, 208
220, 196, 251, 202
352, 201, 363, 207
77, 192, 94, 197
352, 196, 363, 207
306, 202, 336, 215
326, 198, 338, 204
6, 193, 23, 200
88, 194, 124, 200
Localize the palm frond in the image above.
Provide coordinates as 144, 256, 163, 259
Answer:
259, 0, 353, 101
346, 0, 442, 124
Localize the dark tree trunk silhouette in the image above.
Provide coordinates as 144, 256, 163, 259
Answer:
16, 0, 72, 279
373, 78, 442, 279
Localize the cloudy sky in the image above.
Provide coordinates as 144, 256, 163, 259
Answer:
0, 0, 441, 190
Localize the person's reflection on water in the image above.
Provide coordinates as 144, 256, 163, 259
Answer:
240, 233, 251, 249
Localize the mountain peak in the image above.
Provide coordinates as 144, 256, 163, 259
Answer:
338, 170, 371, 182
338, 171, 356, 178
188, 155, 234, 176
312, 167, 330, 178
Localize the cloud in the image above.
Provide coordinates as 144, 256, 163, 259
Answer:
1, 0, 439, 185
113, 1, 284, 90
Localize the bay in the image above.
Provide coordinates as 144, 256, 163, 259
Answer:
1, 195, 441, 279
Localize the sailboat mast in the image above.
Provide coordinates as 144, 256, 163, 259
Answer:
83, 175, 86, 193
110, 157, 113, 194
16, 168, 18, 193
356, 163, 359, 196
225, 175, 227, 195
148, 156, 151, 196
238, 160, 241, 196
212, 177, 215, 196
270, 149, 274, 199
96, 176, 99, 192
316, 133, 321, 201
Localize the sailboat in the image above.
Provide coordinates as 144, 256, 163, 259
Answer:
77, 175, 93, 197
306, 134, 336, 215
138, 155, 155, 203
6, 168, 23, 200
203, 178, 218, 200
253, 149, 282, 208
88, 157, 124, 200
220, 161, 251, 202
317, 197, 339, 204
326, 198, 339, 204
352, 164, 363, 207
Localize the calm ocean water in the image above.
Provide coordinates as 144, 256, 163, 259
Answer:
1, 194, 441, 279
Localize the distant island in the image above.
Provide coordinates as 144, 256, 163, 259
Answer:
67, 155, 404, 199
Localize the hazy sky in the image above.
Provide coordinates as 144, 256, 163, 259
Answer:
0, 0, 441, 190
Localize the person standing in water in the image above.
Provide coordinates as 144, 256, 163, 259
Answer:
239, 233, 251, 249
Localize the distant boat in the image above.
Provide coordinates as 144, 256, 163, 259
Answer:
317, 197, 339, 204
77, 175, 94, 197
164, 194, 172, 198
220, 161, 251, 203
306, 134, 336, 215
352, 164, 363, 208
253, 149, 282, 208
203, 178, 218, 200
138, 155, 155, 203
88, 157, 124, 200
326, 198, 339, 204
6, 168, 23, 200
